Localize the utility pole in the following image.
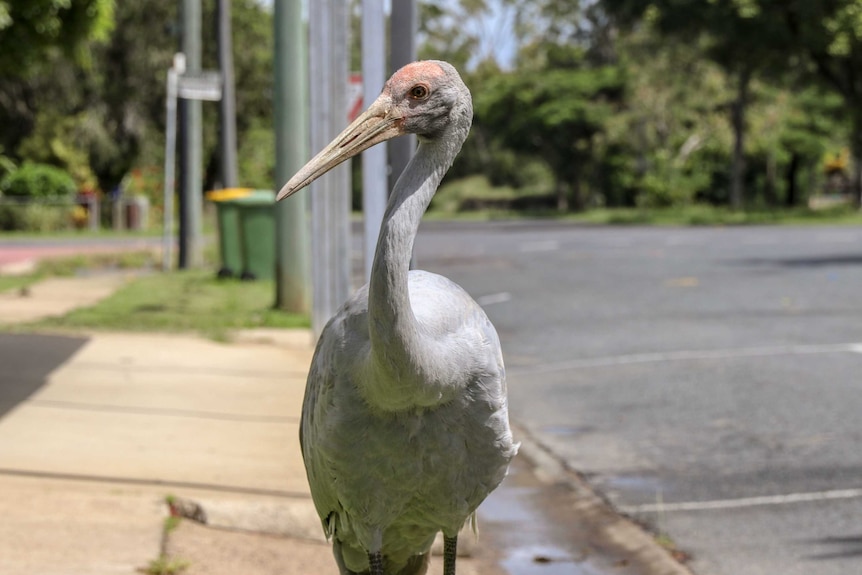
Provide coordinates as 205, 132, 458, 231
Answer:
309, 0, 351, 337
217, 0, 239, 189
361, 0, 387, 282
179, 0, 204, 268
274, 0, 311, 313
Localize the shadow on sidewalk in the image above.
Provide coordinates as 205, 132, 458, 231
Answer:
0, 333, 89, 420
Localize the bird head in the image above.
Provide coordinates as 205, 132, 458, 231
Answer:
276, 60, 470, 201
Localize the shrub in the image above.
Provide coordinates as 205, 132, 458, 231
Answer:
0, 203, 75, 231
0, 163, 77, 199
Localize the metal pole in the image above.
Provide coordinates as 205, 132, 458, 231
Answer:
217, 0, 239, 188
274, 0, 311, 313
389, 0, 417, 268
331, 0, 350, 306
361, 0, 387, 282
180, 0, 204, 268
163, 55, 184, 271
389, 0, 416, 190
309, 0, 351, 336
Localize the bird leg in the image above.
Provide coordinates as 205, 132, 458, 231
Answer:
443, 535, 458, 575
368, 550, 384, 575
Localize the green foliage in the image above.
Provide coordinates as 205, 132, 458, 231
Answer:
142, 555, 188, 575
0, 162, 76, 198
0, 162, 78, 230
477, 53, 625, 210
17, 111, 100, 191
2, 0, 861, 220
602, 0, 862, 203
0, 203, 76, 232
0, 0, 114, 75
418, 0, 484, 69
237, 119, 275, 190
0, 146, 15, 179
0, 0, 275, 202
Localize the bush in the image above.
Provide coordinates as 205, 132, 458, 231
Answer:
0, 203, 75, 231
0, 163, 77, 199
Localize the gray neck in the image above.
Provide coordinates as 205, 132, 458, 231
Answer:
364, 126, 467, 410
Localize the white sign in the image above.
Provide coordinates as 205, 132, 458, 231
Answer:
178, 71, 223, 101
348, 73, 363, 121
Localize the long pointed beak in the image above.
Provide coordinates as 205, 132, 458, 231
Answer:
276, 94, 404, 201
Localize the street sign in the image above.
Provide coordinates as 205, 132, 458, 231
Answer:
163, 57, 222, 272
178, 71, 223, 101
348, 73, 363, 121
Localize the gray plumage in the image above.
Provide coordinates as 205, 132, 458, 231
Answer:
277, 60, 518, 575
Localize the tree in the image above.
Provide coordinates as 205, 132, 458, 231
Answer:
0, 0, 276, 196
477, 49, 624, 211
603, 0, 862, 205
0, 0, 114, 75
602, 0, 797, 210
604, 28, 734, 208
772, 1, 862, 204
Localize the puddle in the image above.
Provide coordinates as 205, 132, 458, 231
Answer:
501, 544, 588, 575
479, 458, 605, 575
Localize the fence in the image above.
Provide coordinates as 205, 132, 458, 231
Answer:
0, 195, 150, 232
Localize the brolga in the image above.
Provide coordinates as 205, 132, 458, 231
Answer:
277, 61, 518, 575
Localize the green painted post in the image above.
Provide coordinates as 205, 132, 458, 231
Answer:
180, 0, 204, 268
273, 0, 311, 313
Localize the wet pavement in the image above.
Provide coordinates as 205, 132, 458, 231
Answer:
481, 455, 633, 575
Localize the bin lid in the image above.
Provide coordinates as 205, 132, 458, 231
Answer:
206, 188, 254, 202
232, 189, 276, 205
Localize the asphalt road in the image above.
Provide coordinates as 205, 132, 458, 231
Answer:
410, 221, 862, 575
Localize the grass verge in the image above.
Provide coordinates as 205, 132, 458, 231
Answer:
426, 202, 862, 226
568, 204, 862, 226
0, 250, 161, 294
33, 269, 308, 340
428, 175, 862, 225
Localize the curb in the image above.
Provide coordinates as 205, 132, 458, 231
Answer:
513, 423, 696, 575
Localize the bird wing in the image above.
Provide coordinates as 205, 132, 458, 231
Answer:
300, 289, 372, 540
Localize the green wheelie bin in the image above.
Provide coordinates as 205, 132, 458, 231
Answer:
206, 188, 253, 278
236, 189, 276, 281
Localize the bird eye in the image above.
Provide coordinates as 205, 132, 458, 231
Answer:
409, 84, 429, 100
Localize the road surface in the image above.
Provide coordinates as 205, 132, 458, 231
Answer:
410, 221, 862, 575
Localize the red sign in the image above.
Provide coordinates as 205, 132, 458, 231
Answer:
348, 73, 363, 121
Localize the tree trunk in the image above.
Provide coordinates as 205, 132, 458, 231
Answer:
851, 114, 862, 207
571, 177, 584, 211
729, 67, 751, 211
852, 157, 862, 208
765, 152, 777, 206
555, 179, 568, 212
785, 152, 800, 207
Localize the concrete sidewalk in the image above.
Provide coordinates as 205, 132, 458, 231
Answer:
0, 287, 499, 574
0, 274, 133, 325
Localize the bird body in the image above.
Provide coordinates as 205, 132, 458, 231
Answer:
279, 60, 517, 575
304, 269, 514, 573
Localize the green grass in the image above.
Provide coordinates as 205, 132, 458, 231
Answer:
141, 555, 189, 575
0, 274, 34, 293
428, 175, 862, 226
568, 204, 862, 226
34, 269, 308, 340
0, 250, 161, 294
0, 227, 162, 241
